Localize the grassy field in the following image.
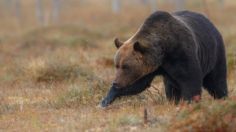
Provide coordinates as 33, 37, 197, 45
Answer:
0, 0, 236, 131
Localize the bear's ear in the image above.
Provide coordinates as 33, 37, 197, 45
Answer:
114, 38, 123, 49
133, 41, 147, 53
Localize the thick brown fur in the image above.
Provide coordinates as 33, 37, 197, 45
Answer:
101, 10, 228, 107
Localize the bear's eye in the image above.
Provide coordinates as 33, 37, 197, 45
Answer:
115, 65, 119, 69
121, 64, 129, 69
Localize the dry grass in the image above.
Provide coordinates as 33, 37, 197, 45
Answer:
0, 0, 236, 131
22, 57, 93, 83
170, 99, 236, 131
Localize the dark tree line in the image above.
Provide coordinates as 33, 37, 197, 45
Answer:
0, 0, 225, 26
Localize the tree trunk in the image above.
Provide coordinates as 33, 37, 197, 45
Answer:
175, 0, 185, 11
112, 0, 121, 13
35, 0, 45, 26
14, 0, 21, 23
52, 0, 61, 24
149, 0, 157, 12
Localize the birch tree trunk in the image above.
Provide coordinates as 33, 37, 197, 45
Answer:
14, 0, 21, 23
149, 0, 157, 12
112, 0, 121, 13
218, 0, 224, 8
175, 0, 185, 11
35, 0, 45, 26
52, 0, 61, 24
141, 0, 149, 5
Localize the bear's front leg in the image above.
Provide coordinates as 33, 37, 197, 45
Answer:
100, 85, 120, 107
163, 56, 202, 102
100, 70, 158, 107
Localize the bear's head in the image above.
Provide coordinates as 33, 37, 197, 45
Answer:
112, 37, 163, 88
112, 11, 180, 88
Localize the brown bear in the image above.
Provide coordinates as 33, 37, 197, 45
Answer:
101, 10, 228, 107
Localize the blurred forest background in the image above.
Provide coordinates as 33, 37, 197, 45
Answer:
0, 0, 236, 131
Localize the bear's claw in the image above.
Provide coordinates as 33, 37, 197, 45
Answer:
100, 98, 109, 107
